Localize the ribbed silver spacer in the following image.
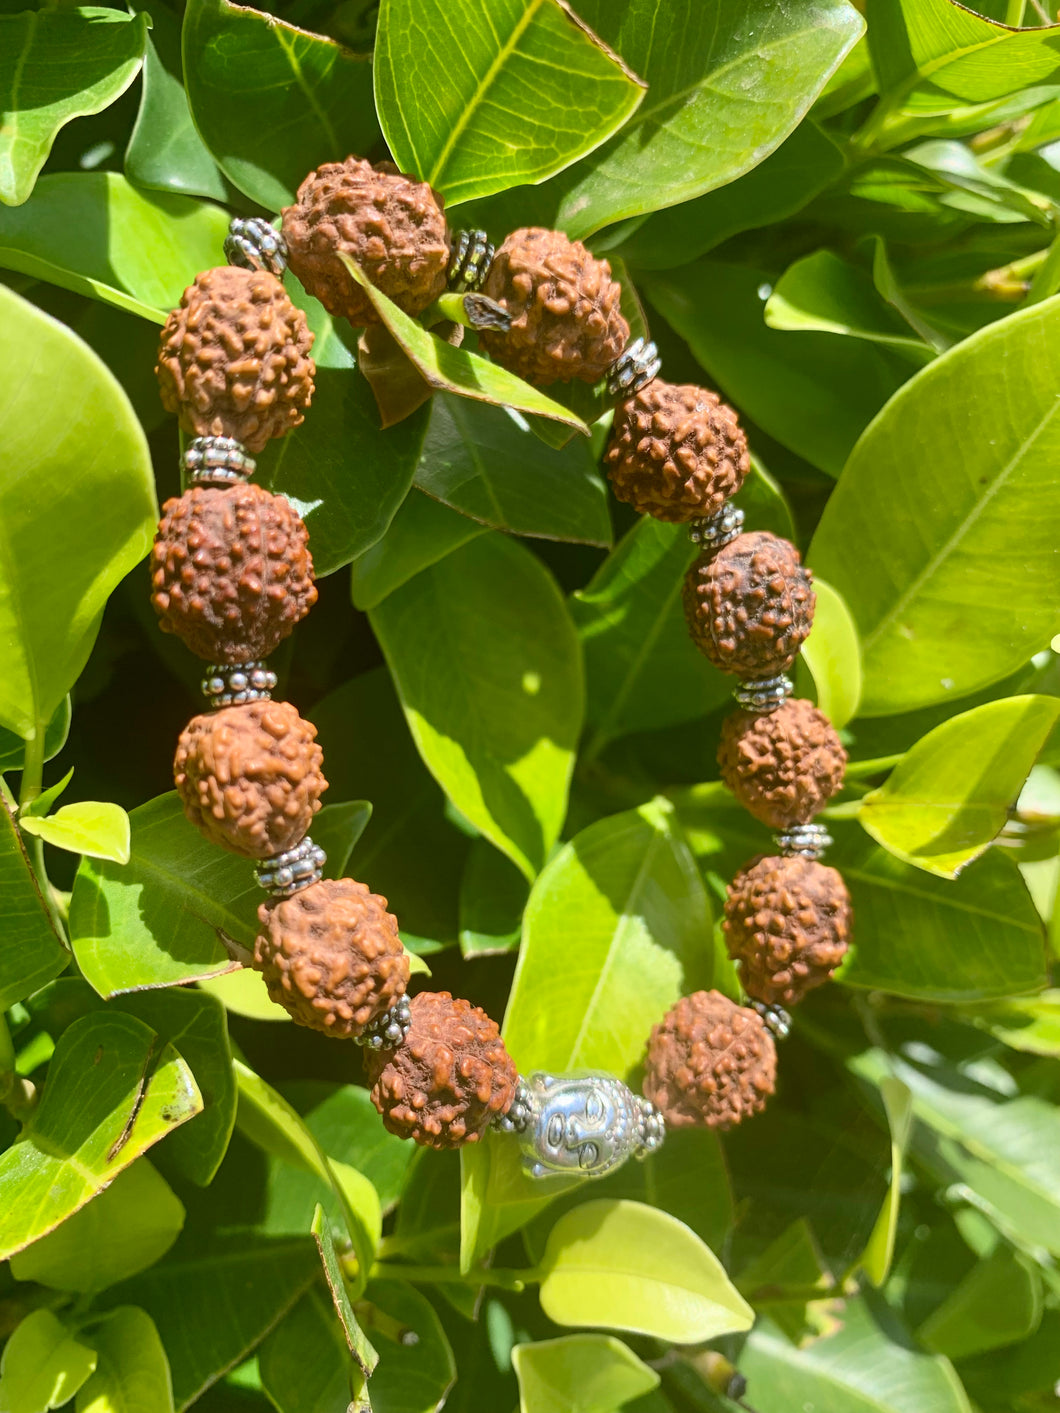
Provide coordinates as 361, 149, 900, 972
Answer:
225, 217, 288, 278
494, 1076, 533, 1135
448, 229, 494, 293
689, 503, 744, 551
606, 336, 661, 401
774, 821, 833, 860
355, 995, 412, 1051
201, 661, 277, 707
254, 837, 326, 898
732, 674, 793, 713
184, 436, 255, 484
751, 999, 793, 1041
634, 1095, 666, 1158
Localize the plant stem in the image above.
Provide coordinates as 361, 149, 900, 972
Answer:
820, 800, 862, 821
423, 292, 511, 332
844, 753, 905, 779
17, 720, 68, 943
369, 1262, 532, 1292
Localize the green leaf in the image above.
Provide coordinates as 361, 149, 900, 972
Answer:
918, 1244, 1043, 1360
0, 173, 231, 322
861, 1078, 913, 1288
0, 8, 147, 206
10, 1158, 184, 1293
459, 839, 528, 957
960, 990, 1060, 1056
258, 1285, 360, 1413
0, 697, 70, 774
512, 1334, 659, 1413
0, 1311, 96, 1413
374, 0, 644, 207
764, 249, 934, 356
0, 1012, 201, 1261
414, 395, 611, 546
359, 1279, 456, 1413
735, 1218, 828, 1345
738, 1297, 972, 1413
832, 824, 1047, 1002
350, 489, 488, 612
0, 285, 156, 740
311, 1207, 377, 1376
537, 1199, 753, 1344
21, 800, 130, 864
810, 296, 1060, 715
797, 577, 863, 731
0, 795, 67, 1013
75, 1307, 173, 1413
197, 967, 291, 1023
859, 696, 1060, 877
124, 0, 227, 202
369, 533, 583, 881
22, 767, 74, 819
181, 0, 379, 211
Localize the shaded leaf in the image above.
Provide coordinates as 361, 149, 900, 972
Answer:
312, 1207, 377, 1376
0, 698, 70, 774
258, 1285, 360, 1413
918, 1244, 1042, 1360
361, 1279, 456, 1413
765, 249, 934, 356
459, 839, 528, 957
0, 795, 67, 1013
350, 489, 487, 612
512, 1334, 658, 1413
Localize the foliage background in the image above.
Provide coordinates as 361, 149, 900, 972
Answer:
2, 0, 1060, 1410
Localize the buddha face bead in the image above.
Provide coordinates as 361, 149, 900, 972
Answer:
718, 697, 847, 830
516, 1072, 664, 1180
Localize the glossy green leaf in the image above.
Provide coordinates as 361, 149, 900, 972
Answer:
0, 173, 230, 322
918, 1244, 1042, 1359
797, 577, 863, 730
0, 8, 147, 206
0, 1012, 201, 1260
339, 257, 589, 432
361, 1279, 456, 1413
0, 697, 70, 774
21, 800, 130, 864
413, 395, 610, 546
124, 0, 227, 202
832, 824, 1047, 1001
861, 1078, 913, 1287
10, 1158, 184, 1293
258, 1285, 360, 1413
765, 249, 933, 356
810, 296, 1060, 715
0, 285, 156, 740
860, 696, 1060, 877
182, 0, 378, 211
369, 534, 583, 881
375, 0, 644, 207
738, 1298, 972, 1413
459, 839, 528, 957
537, 1199, 753, 1343
644, 261, 907, 477
22, 767, 74, 820
512, 1335, 658, 1413
76, 1307, 173, 1413
0, 796, 68, 1013
350, 490, 487, 612
197, 967, 291, 1023
311, 1207, 377, 1376
960, 990, 1060, 1056
0, 1310, 96, 1413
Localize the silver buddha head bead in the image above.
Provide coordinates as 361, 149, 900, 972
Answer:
516, 1071, 664, 1180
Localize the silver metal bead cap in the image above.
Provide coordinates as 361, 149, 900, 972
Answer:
732, 674, 793, 713
606, 336, 661, 401
355, 996, 412, 1051
751, 999, 793, 1041
201, 661, 277, 707
493, 1076, 533, 1135
225, 217, 288, 278
774, 821, 833, 860
514, 1071, 665, 1180
689, 503, 744, 551
448, 229, 495, 293
254, 837, 326, 898
184, 436, 255, 485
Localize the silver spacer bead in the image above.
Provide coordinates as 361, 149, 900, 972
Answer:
184, 436, 255, 485
200, 661, 277, 707
224, 217, 288, 278
448, 229, 494, 293
732, 674, 793, 713
751, 999, 793, 1041
774, 821, 833, 860
493, 1076, 533, 1135
689, 503, 744, 551
606, 336, 661, 401
254, 837, 326, 898
513, 1071, 665, 1180
355, 995, 412, 1051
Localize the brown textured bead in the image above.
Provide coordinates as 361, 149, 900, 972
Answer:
479, 227, 629, 385
364, 991, 517, 1149
683, 532, 815, 677
254, 878, 408, 1037
643, 990, 775, 1130
156, 266, 314, 452
282, 157, 449, 326
718, 698, 846, 829
174, 700, 326, 858
724, 855, 852, 1007
151, 484, 317, 663
605, 381, 750, 522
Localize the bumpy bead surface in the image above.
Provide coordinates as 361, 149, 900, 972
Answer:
718, 698, 847, 829
174, 700, 326, 858
156, 266, 314, 452
643, 990, 776, 1130
605, 381, 749, 522
683, 532, 815, 678
364, 991, 518, 1149
151, 484, 316, 663
254, 878, 408, 1037
479, 227, 629, 385
282, 157, 449, 326
724, 854, 852, 1007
